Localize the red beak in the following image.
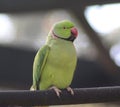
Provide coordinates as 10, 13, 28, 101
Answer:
71, 27, 78, 38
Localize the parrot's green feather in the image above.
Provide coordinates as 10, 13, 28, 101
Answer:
31, 20, 77, 93
31, 45, 50, 90
44, 37, 76, 89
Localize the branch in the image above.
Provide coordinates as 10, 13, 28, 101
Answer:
0, 86, 120, 106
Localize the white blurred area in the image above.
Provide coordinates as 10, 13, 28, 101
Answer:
0, 14, 15, 43
0, 10, 97, 60
85, 3, 120, 66
85, 3, 120, 35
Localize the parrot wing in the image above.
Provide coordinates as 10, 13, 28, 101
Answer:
31, 45, 50, 90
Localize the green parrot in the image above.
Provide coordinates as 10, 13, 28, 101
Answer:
30, 20, 78, 99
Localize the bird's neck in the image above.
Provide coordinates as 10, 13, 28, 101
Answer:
46, 34, 72, 46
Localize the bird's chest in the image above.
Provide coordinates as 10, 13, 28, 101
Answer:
48, 44, 76, 67
41, 41, 77, 89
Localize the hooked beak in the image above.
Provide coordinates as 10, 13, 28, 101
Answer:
68, 27, 78, 42
71, 27, 78, 38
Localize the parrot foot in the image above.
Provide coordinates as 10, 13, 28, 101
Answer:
49, 86, 61, 97
66, 87, 74, 95
30, 85, 36, 91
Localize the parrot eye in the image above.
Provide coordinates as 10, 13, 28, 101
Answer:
63, 27, 67, 29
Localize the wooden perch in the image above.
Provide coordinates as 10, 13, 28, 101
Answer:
0, 86, 120, 106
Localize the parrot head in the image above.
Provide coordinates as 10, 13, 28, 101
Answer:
51, 20, 78, 42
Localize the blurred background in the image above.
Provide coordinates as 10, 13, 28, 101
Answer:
0, 0, 120, 106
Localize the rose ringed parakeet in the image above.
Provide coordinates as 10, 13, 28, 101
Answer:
30, 20, 78, 97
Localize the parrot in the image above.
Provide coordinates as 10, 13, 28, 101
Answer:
30, 20, 78, 106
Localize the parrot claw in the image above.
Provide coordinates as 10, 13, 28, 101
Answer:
67, 87, 74, 95
30, 85, 37, 91
30, 88, 36, 91
49, 86, 61, 97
